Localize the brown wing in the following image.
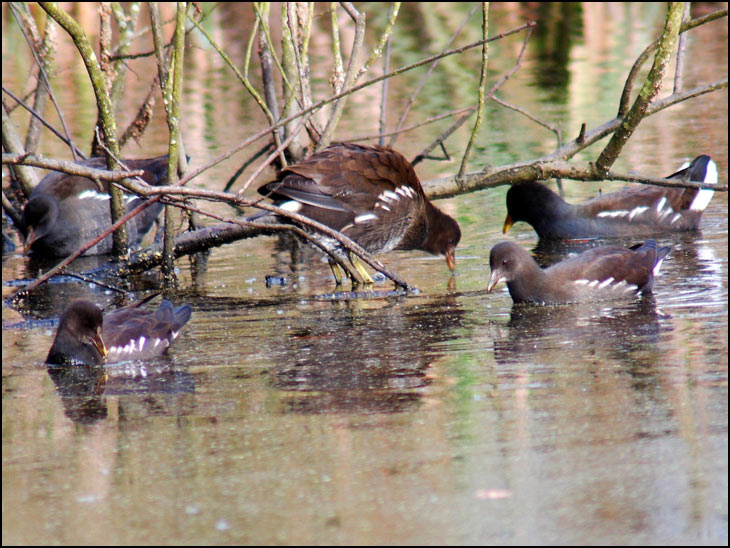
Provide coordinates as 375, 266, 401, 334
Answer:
548, 241, 668, 294
577, 155, 714, 229
103, 297, 191, 363
259, 143, 426, 253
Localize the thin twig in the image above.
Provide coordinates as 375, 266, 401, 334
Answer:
2, 105, 40, 197
673, 3, 691, 94
2, 191, 24, 229
8, 3, 77, 161
356, 2, 401, 81
2, 153, 144, 180
597, 4, 687, 174
223, 143, 274, 193
619, 7, 727, 117
238, 119, 308, 195
378, 10, 393, 146
62, 272, 126, 294
411, 109, 475, 166
109, 2, 142, 109
187, 12, 277, 131
2, 86, 87, 159
389, 3, 479, 147
458, 3, 489, 182
318, 2, 366, 150
490, 93, 560, 137
350, 108, 476, 144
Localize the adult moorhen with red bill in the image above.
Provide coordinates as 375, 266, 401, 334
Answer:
503, 155, 716, 239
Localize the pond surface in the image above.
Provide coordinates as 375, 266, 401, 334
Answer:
2, 3, 728, 545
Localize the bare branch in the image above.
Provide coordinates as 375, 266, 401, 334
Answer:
2, 104, 39, 197
388, 4, 479, 147
8, 3, 77, 160
458, 3, 490, 182
39, 1, 128, 254
596, 3, 685, 174
318, 2, 366, 150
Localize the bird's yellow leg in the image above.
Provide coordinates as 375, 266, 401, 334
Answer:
328, 260, 346, 286
349, 252, 374, 285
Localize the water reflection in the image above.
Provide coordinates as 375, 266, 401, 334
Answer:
10, 253, 169, 320
531, 2, 582, 99
47, 364, 108, 424
493, 297, 668, 374
47, 361, 195, 425
268, 296, 464, 414
529, 233, 726, 309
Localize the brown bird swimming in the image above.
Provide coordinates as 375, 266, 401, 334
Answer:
487, 240, 671, 305
46, 296, 192, 366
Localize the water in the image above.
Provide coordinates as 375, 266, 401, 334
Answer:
2, 3, 727, 544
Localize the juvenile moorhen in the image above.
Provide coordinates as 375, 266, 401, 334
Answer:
46, 295, 192, 366
487, 240, 671, 305
256, 143, 461, 284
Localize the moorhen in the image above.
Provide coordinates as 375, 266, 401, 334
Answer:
46, 295, 192, 366
486, 240, 671, 305
503, 155, 717, 239
256, 143, 461, 284
21, 155, 174, 257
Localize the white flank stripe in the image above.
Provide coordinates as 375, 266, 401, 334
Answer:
354, 213, 378, 223
655, 197, 667, 213
598, 277, 614, 289
670, 213, 681, 224
379, 190, 400, 202
629, 206, 648, 221
597, 210, 629, 218
653, 258, 666, 276
78, 190, 110, 201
